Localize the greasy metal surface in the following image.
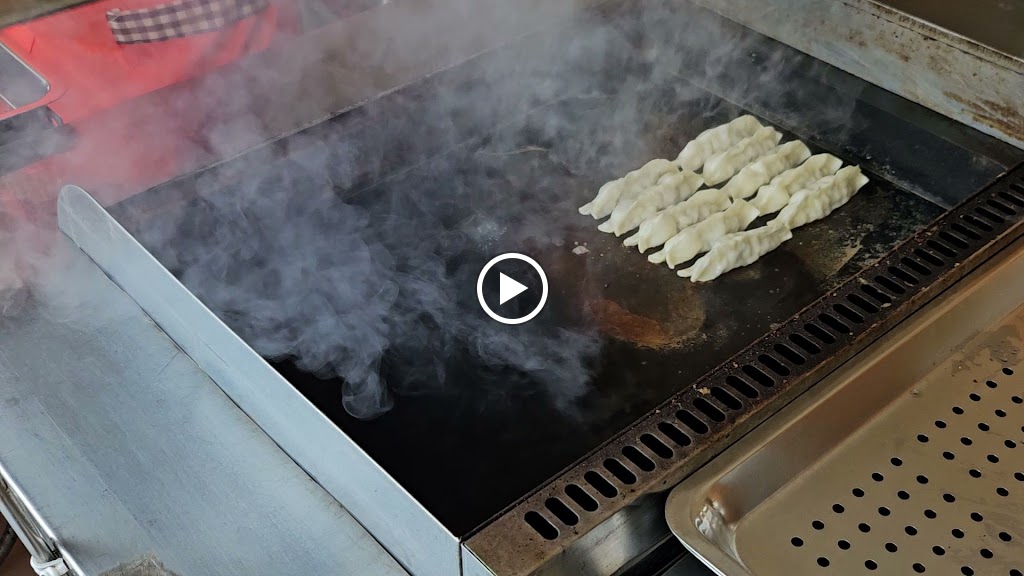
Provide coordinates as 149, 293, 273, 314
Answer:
666, 232, 1024, 576
874, 0, 1024, 59
466, 167, 1024, 575
689, 0, 1024, 149
0, 233, 408, 576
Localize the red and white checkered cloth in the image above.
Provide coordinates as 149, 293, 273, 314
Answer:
106, 0, 269, 45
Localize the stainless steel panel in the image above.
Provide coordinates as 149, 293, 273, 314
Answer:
666, 235, 1024, 575
55, 185, 458, 576
690, 0, 1024, 148
0, 234, 408, 576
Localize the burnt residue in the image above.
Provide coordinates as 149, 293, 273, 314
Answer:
946, 92, 1024, 145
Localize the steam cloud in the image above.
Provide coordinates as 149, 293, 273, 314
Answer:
1, 0, 861, 420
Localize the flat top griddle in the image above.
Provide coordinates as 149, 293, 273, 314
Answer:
109, 0, 1018, 537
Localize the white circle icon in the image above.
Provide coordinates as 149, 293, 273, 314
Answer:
476, 253, 549, 325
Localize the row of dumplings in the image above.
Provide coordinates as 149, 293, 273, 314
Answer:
578, 115, 870, 282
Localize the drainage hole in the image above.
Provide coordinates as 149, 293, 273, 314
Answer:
604, 458, 638, 484
906, 525, 918, 536
988, 198, 1017, 215
789, 332, 821, 354
981, 549, 994, 559
997, 487, 1010, 497
917, 475, 929, 484
987, 380, 998, 389
742, 364, 776, 388
961, 213, 994, 232
971, 512, 984, 522
817, 557, 830, 568
902, 257, 932, 276
724, 375, 759, 399
988, 454, 1000, 464
961, 567, 974, 576
913, 563, 926, 573
1011, 570, 1022, 576
812, 520, 825, 530
927, 239, 958, 257
832, 503, 845, 514
1000, 188, 1024, 206
885, 543, 898, 553
818, 313, 851, 335
639, 433, 674, 459
1013, 397, 1023, 405
657, 421, 691, 448
891, 457, 904, 466
872, 472, 885, 482
970, 469, 982, 479
832, 303, 864, 324
565, 484, 599, 512
865, 560, 878, 571
622, 440, 655, 469
951, 222, 982, 240
1007, 440, 1018, 450
918, 434, 930, 443
969, 393, 982, 402
858, 522, 871, 533
524, 511, 558, 540
584, 471, 618, 498
878, 506, 891, 516
676, 410, 709, 435
757, 354, 790, 377
861, 284, 893, 305
1015, 472, 1024, 481
953, 406, 965, 415
889, 266, 920, 286
933, 546, 946, 556
962, 437, 974, 446
804, 323, 836, 344
853, 488, 865, 497
996, 409, 1007, 418
1000, 532, 1013, 542
953, 528, 965, 539
924, 509, 937, 519
1004, 367, 1015, 375
914, 248, 945, 267
898, 490, 911, 500
544, 497, 579, 527
979, 423, 991, 432
773, 343, 806, 366
838, 540, 851, 550
944, 493, 957, 503
791, 537, 804, 547
875, 275, 907, 295
943, 451, 956, 460
693, 398, 725, 423
935, 420, 947, 429
939, 230, 971, 248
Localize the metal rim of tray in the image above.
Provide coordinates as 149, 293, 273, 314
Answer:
465, 165, 1024, 575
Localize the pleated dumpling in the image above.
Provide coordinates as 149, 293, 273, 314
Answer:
749, 153, 843, 215
598, 170, 704, 236
622, 189, 731, 253
770, 166, 869, 230
579, 159, 679, 219
674, 115, 763, 172
701, 126, 782, 186
678, 224, 793, 282
721, 141, 811, 200
648, 200, 759, 268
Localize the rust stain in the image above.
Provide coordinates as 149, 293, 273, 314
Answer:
585, 295, 704, 350
946, 91, 1024, 141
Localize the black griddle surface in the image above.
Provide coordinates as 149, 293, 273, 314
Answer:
112, 0, 1005, 536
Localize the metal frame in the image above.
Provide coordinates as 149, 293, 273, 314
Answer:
688, 0, 1024, 149
56, 185, 461, 576
464, 167, 1024, 575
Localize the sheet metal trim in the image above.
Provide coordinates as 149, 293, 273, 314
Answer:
55, 185, 460, 576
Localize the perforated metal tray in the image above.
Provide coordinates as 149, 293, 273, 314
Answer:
667, 234, 1024, 576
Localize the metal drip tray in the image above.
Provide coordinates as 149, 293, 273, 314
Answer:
667, 234, 1024, 576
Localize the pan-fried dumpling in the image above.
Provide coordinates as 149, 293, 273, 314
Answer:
579, 159, 678, 219
674, 115, 763, 172
721, 141, 811, 200
749, 154, 843, 215
678, 224, 793, 282
648, 200, 759, 268
623, 189, 731, 253
770, 166, 869, 230
701, 127, 782, 186
599, 170, 704, 236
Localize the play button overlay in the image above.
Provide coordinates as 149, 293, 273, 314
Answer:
477, 253, 548, 325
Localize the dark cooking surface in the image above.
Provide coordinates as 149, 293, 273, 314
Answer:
111, 0, 1005, 536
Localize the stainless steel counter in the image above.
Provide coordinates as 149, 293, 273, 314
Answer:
0, 235, 408, 576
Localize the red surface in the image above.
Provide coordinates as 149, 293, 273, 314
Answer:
0, 0, 293, 124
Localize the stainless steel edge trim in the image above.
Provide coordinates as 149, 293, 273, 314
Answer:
56, 185, 461, 576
